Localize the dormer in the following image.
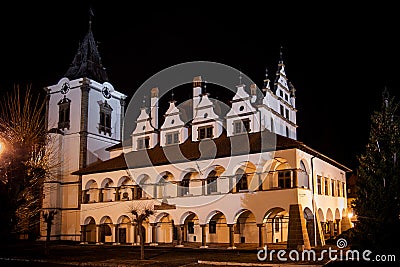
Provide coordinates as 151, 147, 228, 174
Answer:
225, 82, 260, 137
131, 108, 158, 151
191, 91, 223, 141
160, 100, 188, 146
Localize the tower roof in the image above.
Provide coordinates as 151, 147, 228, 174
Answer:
64, 23, 108, 83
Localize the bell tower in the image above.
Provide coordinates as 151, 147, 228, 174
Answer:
41, 15, 126, 241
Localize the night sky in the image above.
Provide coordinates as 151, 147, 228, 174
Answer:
1, 2, 399, 171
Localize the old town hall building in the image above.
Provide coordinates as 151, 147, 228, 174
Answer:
41, 20, 352, 249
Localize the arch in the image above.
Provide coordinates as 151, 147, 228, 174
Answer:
101, 178, 114, 188
117, 176, 133, 187
205, 210, 226, 224
158, 171, 175, 182
178, 168, 198, 181
303, 207, 313, 220
136, 173, 151, 184
318, 208, 325, 222
298, 160, 309, 188
233, 209, 255, 223
262, 207, 289, 243
117, 215, 131, 224
263, 207, 286, 222
84, 216, 96, 225
100, 215, 113, 225
326, 208, 333, 221
154, 212, 170, 223
203, 165, 226, 177
335, 208, 341, 220
233, 161, 257, 193
85, 180, 98, 190
179, 211, 198, 225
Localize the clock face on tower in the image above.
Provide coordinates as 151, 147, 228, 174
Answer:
102, 86, 111, 99
61, 82, 70, 94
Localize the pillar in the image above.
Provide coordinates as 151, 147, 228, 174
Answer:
80, 225, 87, 244
150, 223, 158, 246
227, 224, 236, 249
200, 224, 208, 248
257, 223, 264, 248
96, 225, 101, 244
176, 225, 183, 247
336, 219, 341, 235
113, 224, 119, 245
329, 221, 334, 237
110, 224, 116, 244
287, 204, 311, 250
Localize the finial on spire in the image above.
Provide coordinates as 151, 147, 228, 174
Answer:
89, 7, 94, 29
279, 45, 284, 63
170, 90, 175, 102
265, 67, 269, 79
382, 86, 389, 108
239, 71, 243, 85
204, 80, 207, 94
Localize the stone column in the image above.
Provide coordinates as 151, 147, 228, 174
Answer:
96, 225, 101, 244
176, 225, 183, 247
336, 219, 342, 235
257, 223, 265, 248
150, 223, 158, 246
113, 224, 119, 245
80, 225, 87, 244
287, 204, 311, 250
200, 224, 208, 248
227, 224, 236, 249
329, 221, 334, 238
110, 224, 116, 244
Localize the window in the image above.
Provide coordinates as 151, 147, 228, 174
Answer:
286, 126, 289, 137
280, 105, 284, 116
271, 118, 274, 132
285, 94, 289, 101
337, 181, 341, 197
234, 119, 250, 134
324, 178, 329, 195
207, 171, 218, 194
99, 101, 113, 136
332, 180, 335, 196
274, 217, 280, 232
279, 90, 283, 97
198, 125, 213, 140
137, 137, 150, 150
209, 221, 216, 234
179, 175, 190, 196
188, 221, 194, 234
166, 132, 179, 145
285, 109, 289, 119
317, 175, 322, 195
236, 173, 248, 191
58, 96, 71, 130
278, 170, 291, 189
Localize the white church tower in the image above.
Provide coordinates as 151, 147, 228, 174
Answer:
41, 17, 126, 240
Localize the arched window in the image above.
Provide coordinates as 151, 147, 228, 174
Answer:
298, 160, 309, 188
207, 170, 218, 194
179, 173, 190, 196
99, 100, 113, 136
58, 96, 71, 130
236, 171, 248, 192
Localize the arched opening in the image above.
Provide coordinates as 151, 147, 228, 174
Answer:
232, 162, 256, 193
99, 216, 113, 243
117, 215, 131, 244
100, 178, 115, 202
275, 162, 294, 189
234, 210, 257, 244
156, 213, 174, 243
182, 212, 199, 243
298, 160, 309, 188
263, 208, 289, 244
156, 171, 174, 199
83, 180, 98, 203
117, 176, 133, 201
326, 208, 334, 238
303, 207, 319, 246
83, 217, 96, 243
178, 171, 200, 197
206, 211, 228, 243
205, 166, 225, 195
137, 174, 150, 199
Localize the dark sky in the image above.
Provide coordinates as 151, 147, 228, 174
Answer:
1, 2, 399, 171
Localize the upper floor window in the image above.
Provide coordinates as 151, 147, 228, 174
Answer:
209, 220, 217, 234
236, 172, 248, 192
317, 175, 322, 195
286, 126, 289, 137
285, 94, 289, 101
99, 101, 113, 136
279, 90, 283, 98
207, 170, 218, 194
331, 180, 335, 196
280, 105, 284, 116
58, 96, 71, 130
234, 119, 250, 134
166, 132, 179, 145
198, 125, 213, 140
324, 178, 329, 196
285, 109, 289, 120
278, 170, 291, 189
137, 137, 150, 150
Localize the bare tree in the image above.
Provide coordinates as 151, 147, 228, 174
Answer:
0, 85, 58, 240
42, 209, 57, 255
127, 203, 155, 260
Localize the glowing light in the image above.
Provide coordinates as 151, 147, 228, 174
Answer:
0, 141, 3, 154
348, 211, 353, 219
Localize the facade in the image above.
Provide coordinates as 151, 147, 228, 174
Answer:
41, 21, 352, 249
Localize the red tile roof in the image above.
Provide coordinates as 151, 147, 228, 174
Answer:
72, 130, 351, 175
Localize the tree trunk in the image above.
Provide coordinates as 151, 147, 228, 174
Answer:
45, 222, 51, 256
139, 222, 144, 260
